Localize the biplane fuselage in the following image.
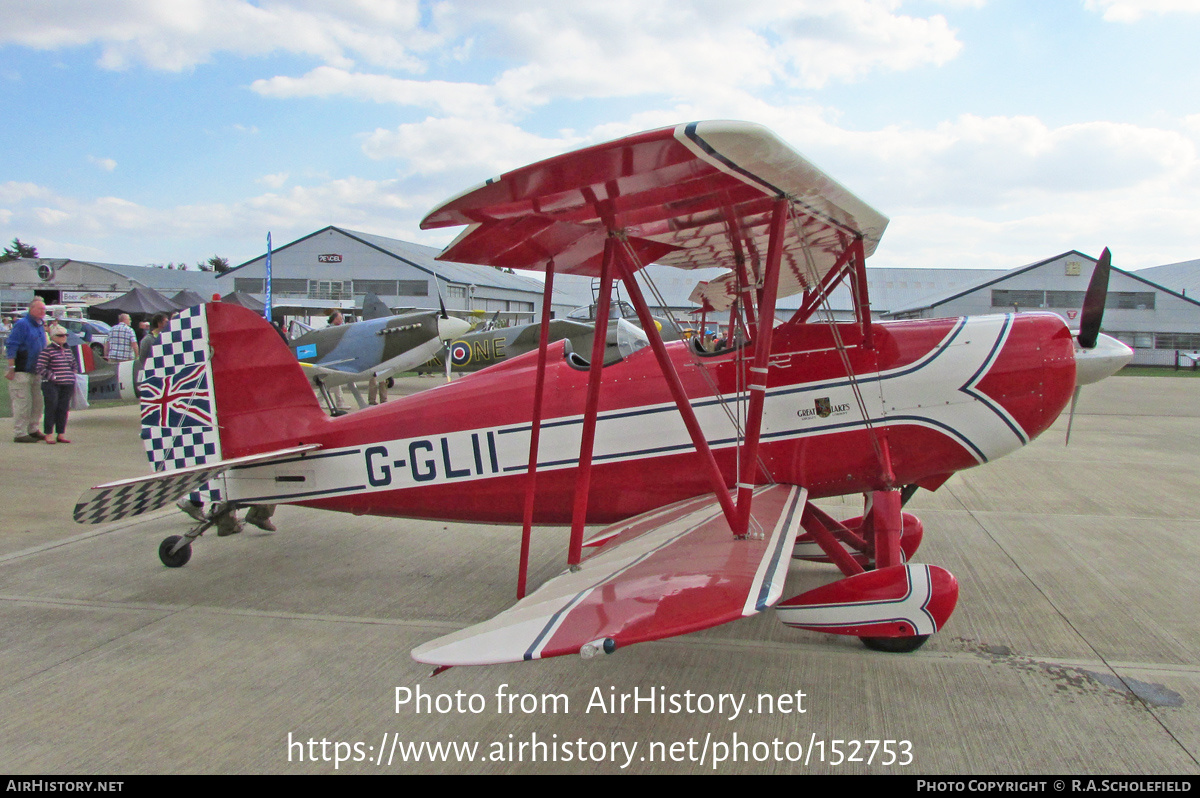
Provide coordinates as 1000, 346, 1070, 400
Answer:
221, 311, 1076, 525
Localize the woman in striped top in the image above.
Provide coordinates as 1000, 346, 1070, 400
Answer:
35, 325, 79, 444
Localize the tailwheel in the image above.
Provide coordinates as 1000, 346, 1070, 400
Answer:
159, 535, 192, 568
861, 634, 929, 653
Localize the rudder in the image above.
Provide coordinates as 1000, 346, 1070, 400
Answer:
138, 303, 326, 502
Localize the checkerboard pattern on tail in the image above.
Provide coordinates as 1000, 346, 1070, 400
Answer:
137, 305, 224, 504
73, 465, 227, 525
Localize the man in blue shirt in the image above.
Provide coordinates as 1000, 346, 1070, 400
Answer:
5, 299, 48, 442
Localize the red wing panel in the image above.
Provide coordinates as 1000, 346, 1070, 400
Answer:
411, 485, 806, 666
420, 121, 888, 307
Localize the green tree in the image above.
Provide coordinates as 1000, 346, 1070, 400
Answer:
207, 255, 230, 273
1, 238, 38, 261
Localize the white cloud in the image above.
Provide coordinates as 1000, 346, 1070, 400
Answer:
13, 1, 967, 107
361, 117, 586, 177
0, 176, 441, 264
0, 0, 433, 71
252, 66, 503, 119
257, 172, 290, 189
0, 181, 57, 204
440, 0, 962, 107
1084, 0, 1200, 22
87, 155, 117, 171
761, 113, 1197, 211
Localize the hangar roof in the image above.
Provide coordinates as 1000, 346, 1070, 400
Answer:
1132, 259, 1200, 298
883, 250, 1200, 317
223, 225, 550, 298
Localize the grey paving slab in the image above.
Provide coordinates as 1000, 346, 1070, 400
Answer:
0, 377, 1196, 773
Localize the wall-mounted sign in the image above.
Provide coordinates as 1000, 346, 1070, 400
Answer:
318, 254, 343, 263
61, 291, 125, 304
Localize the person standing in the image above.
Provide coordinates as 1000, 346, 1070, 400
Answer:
35, 325, 78, 444
325, 309, 347, 412
105, 313, 137, 362
5, 299, 48, 443
137, 313, 167, 365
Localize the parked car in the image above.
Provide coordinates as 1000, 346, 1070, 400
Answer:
53, 317, 111, 356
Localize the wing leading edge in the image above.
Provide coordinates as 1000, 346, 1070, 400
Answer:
412, 484, 806, 666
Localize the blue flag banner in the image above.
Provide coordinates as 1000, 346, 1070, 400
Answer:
264, 231, 273, 321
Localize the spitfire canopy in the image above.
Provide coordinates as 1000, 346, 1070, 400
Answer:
420, 121, 888, 311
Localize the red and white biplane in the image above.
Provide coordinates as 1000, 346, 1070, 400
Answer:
73, 121, 1133, 665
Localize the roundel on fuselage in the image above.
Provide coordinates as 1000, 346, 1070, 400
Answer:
449, 341, 472, 366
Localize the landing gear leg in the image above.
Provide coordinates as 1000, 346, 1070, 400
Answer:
860, 488, 933, 653
779, 489, 957, 652
157, 502, 241, 567
315, 378, 347, 417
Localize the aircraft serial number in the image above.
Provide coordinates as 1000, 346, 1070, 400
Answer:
363, 432, 501, 487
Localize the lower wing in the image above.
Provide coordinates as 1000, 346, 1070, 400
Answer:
413, 484, 806, 666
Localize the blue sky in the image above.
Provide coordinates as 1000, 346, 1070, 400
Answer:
2, 0, 1199, 272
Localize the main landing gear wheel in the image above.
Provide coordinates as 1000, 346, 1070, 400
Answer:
860, 634, 929, 653
159, 535, 192, 568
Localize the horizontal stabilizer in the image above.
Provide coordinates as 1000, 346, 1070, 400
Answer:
73, 444, 321, 525
412, 485, 806, 666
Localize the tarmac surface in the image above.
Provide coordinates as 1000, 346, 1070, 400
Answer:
1, 375, 1197, 774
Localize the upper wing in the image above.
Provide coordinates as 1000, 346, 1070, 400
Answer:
420, 121, 887, 311
412, 485, 806, 666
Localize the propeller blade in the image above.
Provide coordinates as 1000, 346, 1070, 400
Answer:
1064, 385, 1082, 445
1077, 247, 1111, 349
435, 280, 449, 319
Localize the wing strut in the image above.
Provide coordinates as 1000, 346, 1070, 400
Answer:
788, 237, 867, 329
732, 197, 787, 537
566, 238, 617, 566
613, 237, 741, 534
517, 259, 557, 597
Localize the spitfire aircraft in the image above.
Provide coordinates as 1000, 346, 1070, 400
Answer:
289, 298, 471, 410
73, 121, 1132, 667
418, 309, 673, 375
78, 347, 137, 403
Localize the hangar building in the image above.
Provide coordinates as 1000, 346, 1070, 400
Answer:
0, 258, 219, 317
6, 232, 1199, 367
219, 226, 559, 323
881, 251, 1200, 366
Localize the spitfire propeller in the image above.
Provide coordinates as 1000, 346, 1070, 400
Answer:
1066, 248, 1134, 443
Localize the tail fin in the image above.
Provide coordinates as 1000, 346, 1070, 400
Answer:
361, 291, 391, 320
139, 303, 326, 501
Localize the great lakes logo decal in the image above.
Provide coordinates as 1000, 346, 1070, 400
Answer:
798, 396, 850, 421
